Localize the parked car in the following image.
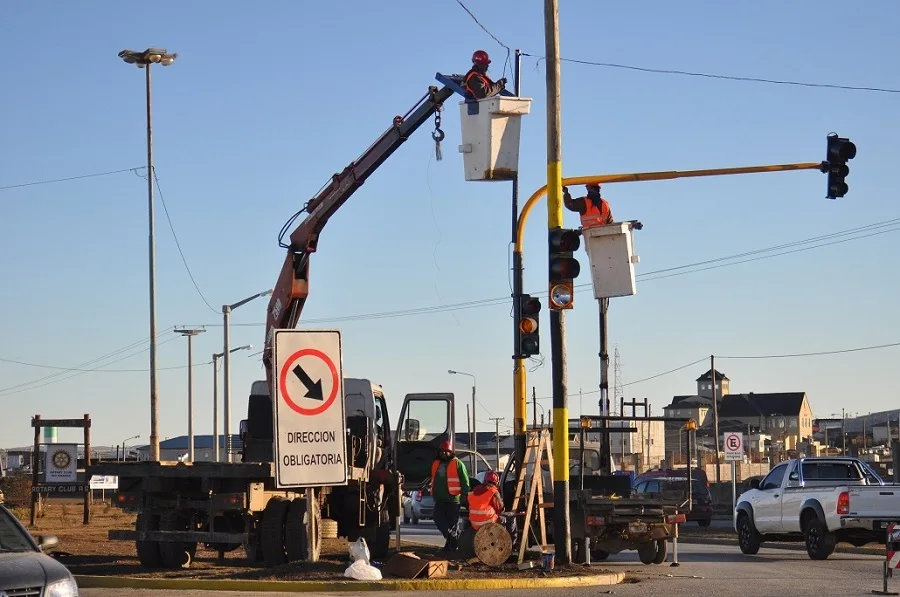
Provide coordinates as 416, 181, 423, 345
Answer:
403, 486, 434, 524
734, 456, 898, 560
0, 504, 79, 596
632, 468, 713, 526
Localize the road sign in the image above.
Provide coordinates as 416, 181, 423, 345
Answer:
273, 329, 347, 488
44, 443, 78, 482
724, 432, 744, 462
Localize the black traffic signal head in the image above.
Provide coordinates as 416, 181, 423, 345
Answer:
824, 133, 856, 199
514, 294, 541, 358
548, 228, 581, 310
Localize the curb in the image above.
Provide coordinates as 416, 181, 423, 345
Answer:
73, 572, 626, 592
676, 536, 884, 557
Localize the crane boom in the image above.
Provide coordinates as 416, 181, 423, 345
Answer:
263, 84, 455, 387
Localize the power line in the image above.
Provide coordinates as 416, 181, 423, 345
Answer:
0, 354, 210, 373
524, 53, 900, 95
719, 341, 900, 360
0, 167, 143, 191
151, 168, 219, 314
450, 0, 898, 95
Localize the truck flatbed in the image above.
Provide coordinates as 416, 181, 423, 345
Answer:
89, 460, 274, 480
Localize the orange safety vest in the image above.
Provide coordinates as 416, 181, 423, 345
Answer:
431, 458, 462, 496
464, 70, 492, 98
467, 485, 500, 529
581, 197, 613, 228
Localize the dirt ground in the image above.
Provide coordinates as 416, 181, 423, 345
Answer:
18, 498, 615, 581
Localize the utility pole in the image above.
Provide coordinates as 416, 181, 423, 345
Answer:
710, 355, 721, 497
599, 298, 611, 474
544, 0, 571, 565
842, 408, 846, 455
490, 417, 504, 470
532, 386, 538, 429
174, 328, 205, 462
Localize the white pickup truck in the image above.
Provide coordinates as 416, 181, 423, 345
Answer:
734, 456, 900, 560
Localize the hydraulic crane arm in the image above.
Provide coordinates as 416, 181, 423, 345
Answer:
263, 84, 455, 387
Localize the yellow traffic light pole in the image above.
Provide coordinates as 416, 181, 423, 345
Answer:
511, 159, 826, 506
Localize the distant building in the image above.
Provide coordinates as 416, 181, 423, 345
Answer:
133, 435, 241, 463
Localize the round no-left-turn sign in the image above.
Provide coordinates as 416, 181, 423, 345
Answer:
278, 348, 339, 416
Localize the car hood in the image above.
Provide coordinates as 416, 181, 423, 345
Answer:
0, 551, 72, 591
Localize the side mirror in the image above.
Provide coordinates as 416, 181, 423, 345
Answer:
749, 478, 761, 490
788, 472, 800, 482
403, 419, 420, 441
38, 535, 59, 551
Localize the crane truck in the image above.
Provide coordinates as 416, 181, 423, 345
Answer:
88, 74, 474, 569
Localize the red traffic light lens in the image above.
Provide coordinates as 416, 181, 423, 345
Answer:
550, 228, 581, 252
521, 297, 541, 315
550, 257, 580, 279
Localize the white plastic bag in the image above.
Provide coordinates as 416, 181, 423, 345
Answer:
345, 558, 383, 580
349, 537, 371, 564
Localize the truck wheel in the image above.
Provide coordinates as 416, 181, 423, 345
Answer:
135, 511, 162, 569
652, 539, 667, 564
158, 511, 197, 569
737, 513, 761, 555
637, 541, 657, 565
804, 517, 836, 560
285, 498, 309, 563
261, 497, 290, 567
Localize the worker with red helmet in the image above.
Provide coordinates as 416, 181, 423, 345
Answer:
467, 470, 518, 543
464, 50, 507, 99
430, 439, 470, 551
564, 183, 614, 229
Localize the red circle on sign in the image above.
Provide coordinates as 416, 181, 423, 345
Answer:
726, 434, 740, 450
278, 348, 339, 416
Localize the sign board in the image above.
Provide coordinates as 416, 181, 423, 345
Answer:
44, 443, 77, 482
89, 475, 119, 490
273, 329, 348, 488
724, 432, 744, 462
32, 483, 88, 494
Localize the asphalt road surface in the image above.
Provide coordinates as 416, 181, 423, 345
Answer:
80, 522, 889, 597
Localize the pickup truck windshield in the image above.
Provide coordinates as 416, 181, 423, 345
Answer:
0, 510, 34, 553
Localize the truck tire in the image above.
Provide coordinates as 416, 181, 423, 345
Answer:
135, 511, 162, 569
737, 513, 762, 555
637, 541, 657, 565
285, 498, 311, 563
158, 510, 197, 569
652, 539, 667, 564
261, 497, 290, 567
321, 518, 338, 539
804, 517, 836, 560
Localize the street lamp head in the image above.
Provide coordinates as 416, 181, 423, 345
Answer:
448, 370, 456, 375
118, 48, 177, 67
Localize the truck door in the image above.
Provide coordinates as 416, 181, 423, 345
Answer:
752, 461, 789, 533
393, 392, 455, 488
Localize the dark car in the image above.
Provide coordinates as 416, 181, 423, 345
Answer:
0, 504, 79, 596
632, 468, 713, 526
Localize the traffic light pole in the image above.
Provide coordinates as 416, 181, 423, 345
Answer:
543, 0, 572, 565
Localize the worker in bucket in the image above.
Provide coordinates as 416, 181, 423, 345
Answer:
467, 470, 517, 543
430, 440, 471, 551
564, 183, 614, 229
464, 50, 507, 99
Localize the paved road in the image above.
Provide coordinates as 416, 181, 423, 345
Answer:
80, 535, 891, 597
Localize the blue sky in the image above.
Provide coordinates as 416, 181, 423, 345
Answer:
1, 1, 898, 449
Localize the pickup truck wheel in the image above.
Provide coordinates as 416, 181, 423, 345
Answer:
135, 511, 162, 568
804, 517, 836, 560
737, 513, 761, 555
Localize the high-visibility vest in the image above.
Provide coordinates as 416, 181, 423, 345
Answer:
581, 197, 613, 228
431, 458, 462, 496
468, 486, 500, 529
464, 69, 492, 98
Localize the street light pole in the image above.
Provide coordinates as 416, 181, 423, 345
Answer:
448, 369, 477, 475
118, 47, 177, 462
174, 328, 205, 463
213, 344, 252, 462
490, 417, 505, 470
223, 290, 272, 462
121, 434, 140, 462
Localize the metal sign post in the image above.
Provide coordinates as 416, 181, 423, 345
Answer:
724, 432, 744, 512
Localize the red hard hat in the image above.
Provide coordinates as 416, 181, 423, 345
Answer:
485, 471, 500, 485
472, 50, 490, 66
439, 440, 452, 451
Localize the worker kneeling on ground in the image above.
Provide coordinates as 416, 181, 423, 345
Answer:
467, 471, 517, 543
431, 440, 470, 551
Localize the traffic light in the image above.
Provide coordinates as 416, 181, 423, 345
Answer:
548, 227, 581, 310
823, 133, 857, 199
515, 294, 541, 358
